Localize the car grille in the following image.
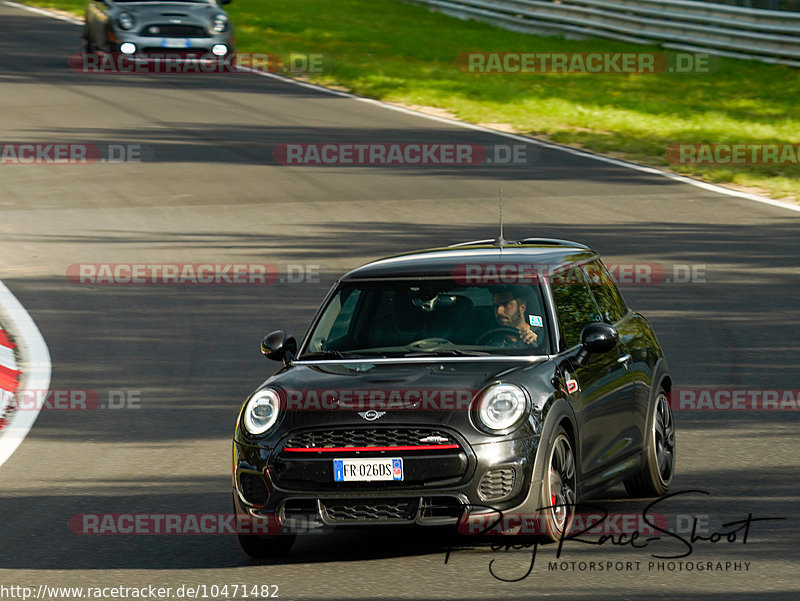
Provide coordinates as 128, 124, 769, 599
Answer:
281, 495, 465, 525
284, 428, 458, 450
138, 48, 211, 56
138, 24, 211, 38
239, 473, 268, 506
322, 498, 419, 522
420, 496, 465, 519
478, 468, 516, 501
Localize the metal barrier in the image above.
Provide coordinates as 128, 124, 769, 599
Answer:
409, 0, 800, 67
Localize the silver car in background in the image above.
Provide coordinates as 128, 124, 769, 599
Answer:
83, 0, 234, 57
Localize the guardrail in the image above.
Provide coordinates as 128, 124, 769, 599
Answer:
409, 0, 800, 67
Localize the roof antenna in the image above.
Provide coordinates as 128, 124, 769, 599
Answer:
494, 189, 506, 248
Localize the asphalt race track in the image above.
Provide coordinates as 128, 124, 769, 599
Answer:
0, 3, 798, 600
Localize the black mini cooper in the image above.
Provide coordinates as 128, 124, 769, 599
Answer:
232, 238, 675, 557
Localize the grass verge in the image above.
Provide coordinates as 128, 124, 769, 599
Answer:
20, 0, 800, 202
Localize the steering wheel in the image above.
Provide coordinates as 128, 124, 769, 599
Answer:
406, 337, 453, 351
476, 326, 528, 347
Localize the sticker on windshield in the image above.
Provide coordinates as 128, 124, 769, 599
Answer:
529, 315, 543, 327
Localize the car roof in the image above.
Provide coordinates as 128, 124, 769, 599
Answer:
341, 238, 598, 281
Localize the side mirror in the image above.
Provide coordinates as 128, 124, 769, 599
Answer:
218, 0, 231, 5
574, 322, 618, 367
261, 330, 297, 364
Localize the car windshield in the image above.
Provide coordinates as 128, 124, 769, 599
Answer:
301, 279, 550, 358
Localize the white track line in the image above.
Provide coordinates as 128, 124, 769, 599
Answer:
0, 342, 16, 370
0, 281, 52, 468
4, 1, 800, 215
249, 68, 800, 214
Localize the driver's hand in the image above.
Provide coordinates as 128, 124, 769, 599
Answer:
518, 327, 538, 345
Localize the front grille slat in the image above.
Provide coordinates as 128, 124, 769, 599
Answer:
285, 428, 456, 450
139, 24, 211, 38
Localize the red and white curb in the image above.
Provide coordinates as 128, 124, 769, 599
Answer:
0, 281, 51, 468
0, 327, 20, 431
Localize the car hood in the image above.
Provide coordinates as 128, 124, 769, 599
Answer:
112, 2, 223, 26
243, 359, 556, 445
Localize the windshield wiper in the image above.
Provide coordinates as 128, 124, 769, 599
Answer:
299, 350, 371, 359
403, 349, 491, 357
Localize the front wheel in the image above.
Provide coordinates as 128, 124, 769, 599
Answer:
624, 390, 675, 497
234, 498, 296, 558
537, 425, 577, 541
82, 30, 93, 53
237, 531, 296, 559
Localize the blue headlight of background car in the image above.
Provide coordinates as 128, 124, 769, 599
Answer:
118, 12, 135, 31
243, 388, 281, 435
212, 15, 229, 33
474, 383, 527, 432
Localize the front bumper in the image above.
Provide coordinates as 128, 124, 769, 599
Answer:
112, 30, 234, 56
233, 431, 541, 532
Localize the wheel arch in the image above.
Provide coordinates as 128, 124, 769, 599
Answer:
510, 396, 578, 516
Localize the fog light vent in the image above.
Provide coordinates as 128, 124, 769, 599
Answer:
240, 473, 268, 506
478, 468, 516, 501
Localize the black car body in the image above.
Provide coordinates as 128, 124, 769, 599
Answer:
232, 238, 675, 557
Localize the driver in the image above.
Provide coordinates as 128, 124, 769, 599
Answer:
491, 287, 538, 345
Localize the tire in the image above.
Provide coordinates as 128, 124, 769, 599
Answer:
236, 531, 295, 559
233, 498, 296, 558
624, 389, 675, 497
537, 425, 577, 541
82, 30, 93, 53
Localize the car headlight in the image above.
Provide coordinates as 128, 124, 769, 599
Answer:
118, 12, 135, 31
243, 388, 281, 435
212, 15, 229, 33
474, 383, 527, 432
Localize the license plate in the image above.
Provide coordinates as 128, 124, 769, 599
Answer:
161, 38, 190, 49
333, 458, 403, 482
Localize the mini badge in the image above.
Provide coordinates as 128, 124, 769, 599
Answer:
529, 315, 543, 327
358, 410, 386, 421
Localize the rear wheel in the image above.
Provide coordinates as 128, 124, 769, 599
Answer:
624, 390, 675, 497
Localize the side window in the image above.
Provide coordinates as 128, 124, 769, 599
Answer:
550, 266, 603, 349
582, 260, 628, 324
